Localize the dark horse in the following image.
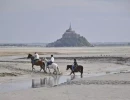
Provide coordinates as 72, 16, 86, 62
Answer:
66, 65, 83, 78
27, 54, 46, 73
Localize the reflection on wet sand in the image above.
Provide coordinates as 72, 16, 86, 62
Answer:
32, 75, 74, 88
0, 75, 76, 93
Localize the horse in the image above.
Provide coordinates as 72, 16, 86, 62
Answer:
43, 58, 60, 75
27, 54, 46, 73
66, 65, 83, 78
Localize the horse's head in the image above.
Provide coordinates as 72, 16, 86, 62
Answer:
27, 54, 33, 59
66, 65, 71, 70
43, 57, 48, 62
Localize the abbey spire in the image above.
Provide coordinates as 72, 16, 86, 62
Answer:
66, 23, 74, 32
69, 23, 72, 30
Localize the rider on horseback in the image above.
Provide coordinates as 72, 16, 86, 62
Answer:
33, 52, 39, 64
72, 58, 78, 71
47, 55, 54, 67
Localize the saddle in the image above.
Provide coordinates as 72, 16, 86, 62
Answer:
33, 59, 39, 64
73, 65, 78, 71
48, 62, 53, 66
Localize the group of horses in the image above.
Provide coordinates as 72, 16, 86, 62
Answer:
27, 54, 83, 78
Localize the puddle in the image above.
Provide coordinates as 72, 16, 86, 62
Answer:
0, 71, 121, 93
0, 75, 80, 93
31, 75, 76, 88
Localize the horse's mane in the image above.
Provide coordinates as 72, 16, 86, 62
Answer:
28, 53, 34, 59
67, 65, 72, 67
29, 53, 32, 56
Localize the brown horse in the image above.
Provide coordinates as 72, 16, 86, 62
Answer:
27, 54, 46, 73
66, 65, 83, 78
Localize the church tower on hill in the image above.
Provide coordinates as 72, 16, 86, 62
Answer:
66, 23, 72, 32
62, 24, 79, 38
46, 24, 91, 47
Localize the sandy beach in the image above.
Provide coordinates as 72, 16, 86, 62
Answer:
0, 46, 130, 100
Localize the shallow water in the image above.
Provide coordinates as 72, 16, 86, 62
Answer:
0, 75, 80, 93
0, 71, 121, 93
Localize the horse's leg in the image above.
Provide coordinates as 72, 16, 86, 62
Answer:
70, 71, 75, 77
40, 66, 42, 72
73, 72, 75, 77
46, 66, 47, 72
48, 67, 51, 74
53, 66, 58, 75
78, 67, 83, 78
44, 68, 47, 73
54, 69, 57, 75
57, 66, 60, 74
41, 63, 46, 73
70, 71, 73, 75
81, 67, 83, 78
81, 73, 83, 78
43, 65, 47, 73
53, 69, 56, 74
32, 64, 34, 71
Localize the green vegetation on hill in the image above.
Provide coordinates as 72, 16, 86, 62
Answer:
46, 25, 92, 47
46, 33, 91, 47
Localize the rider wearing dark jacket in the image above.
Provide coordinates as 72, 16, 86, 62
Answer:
72, 58, 78, 71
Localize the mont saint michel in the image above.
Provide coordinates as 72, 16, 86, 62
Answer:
46, 25, 91, 47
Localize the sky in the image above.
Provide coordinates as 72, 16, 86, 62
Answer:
0, 0, 130, 43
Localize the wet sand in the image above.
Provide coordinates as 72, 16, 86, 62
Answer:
0, 46, 130, 100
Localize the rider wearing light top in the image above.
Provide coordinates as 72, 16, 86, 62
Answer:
47, 55, 54, 67
33, 52, 39, 64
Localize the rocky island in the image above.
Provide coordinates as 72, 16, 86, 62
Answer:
46, 25, 91, 47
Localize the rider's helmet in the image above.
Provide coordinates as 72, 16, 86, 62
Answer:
74, 58, 76, 61
51, 55, 53, 57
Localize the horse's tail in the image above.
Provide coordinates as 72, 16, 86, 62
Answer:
81, 66, 83, 78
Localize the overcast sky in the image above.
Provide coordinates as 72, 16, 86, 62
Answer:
0, 0, 130, 43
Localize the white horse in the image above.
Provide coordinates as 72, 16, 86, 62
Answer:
43, 58, 60, 75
